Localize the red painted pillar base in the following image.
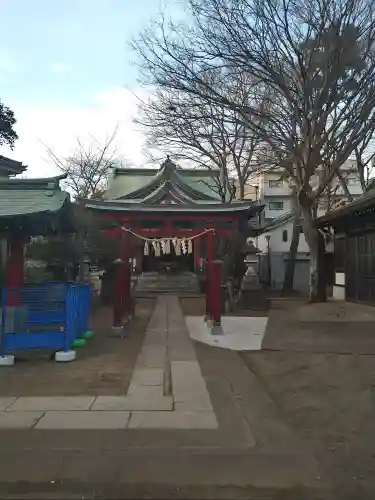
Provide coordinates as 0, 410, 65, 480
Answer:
205, 261, 212, 322
210, 260, 223, 335
113, 260, 125, 327
113, 227, 131, 327
204, 229, 214, 322
122, 261, 131, 318
113, 260, 131, 327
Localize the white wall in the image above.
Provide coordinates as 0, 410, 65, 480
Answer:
256, 219, 309, 253
250, 162, 363, 215
263, 197, 294, 220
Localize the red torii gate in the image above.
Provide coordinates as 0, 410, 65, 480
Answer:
86, 201, 264, 335
103, 222, 222, 333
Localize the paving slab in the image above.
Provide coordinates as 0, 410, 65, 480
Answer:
128, 410, 218, 429
171, 361, 212, 406
136, 346, 166, 368
0, 411, 43, 428
131, 368, 164, 386
174, 400, 214, 412
168, 347, 197, 361
173, 392, 213, 407
0, 397, 17, 411
127, 384, 164, 398
35, 411, 131, 429
8, 396, 95, 411
92, 395, 173, 411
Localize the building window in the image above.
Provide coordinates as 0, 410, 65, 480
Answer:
347, 177, 360, 186
282, 230, 288, 242
269, 179, 283, 188
268, 201, 284, 211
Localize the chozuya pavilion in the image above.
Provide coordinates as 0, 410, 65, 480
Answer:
86, 157, 264, 332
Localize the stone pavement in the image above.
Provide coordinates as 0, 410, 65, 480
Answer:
0, 296, 331, 498
0, 296, 218, 429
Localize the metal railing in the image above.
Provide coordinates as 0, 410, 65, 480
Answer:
0, 282, 91, 355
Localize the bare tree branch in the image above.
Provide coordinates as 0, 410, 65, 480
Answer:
133, 0, 375, 301
135, 80, 265, 201
44, 124, 126, 200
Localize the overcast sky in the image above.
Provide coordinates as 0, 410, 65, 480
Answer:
0, 0, 180, 177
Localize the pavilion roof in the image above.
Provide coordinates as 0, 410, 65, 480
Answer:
103, 157, 226, 204
0, 174, 75, 234
0, 155, 27, 177
87, 157, 264, 219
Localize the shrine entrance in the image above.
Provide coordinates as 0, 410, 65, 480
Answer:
142, 247, 194, 274
141, 237, 194, 274
85, 156, 264, 331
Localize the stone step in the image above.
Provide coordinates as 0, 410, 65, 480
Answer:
136, 272, 200, 295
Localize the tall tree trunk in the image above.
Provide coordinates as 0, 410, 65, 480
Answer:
282, 213, 300, 293
299, 203, 326, 302
355, 149, 368, 192
337, 171, 353, 202
238, 179, 245, 201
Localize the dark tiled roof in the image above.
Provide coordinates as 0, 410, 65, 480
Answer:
0, 155, 26, 176
104, 158, 225, 203
316, 188, 375, 226
0, 175, 69, 218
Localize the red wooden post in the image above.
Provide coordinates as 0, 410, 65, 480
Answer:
5, 235, 25, 307
210, 260, 223, 334
205, 228, 214, 321
113, 226, 130, 327
121, 227, 131, 318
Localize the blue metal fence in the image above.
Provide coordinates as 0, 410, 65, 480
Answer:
0, 282, 91, 355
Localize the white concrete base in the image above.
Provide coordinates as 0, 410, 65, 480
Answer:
335, 272, 345, 286
186, 316, 268, 351
0, 355, 15, 366
332, 286, 345, 301
54, 350, 76, 362
110, 326, 124, 337
210, 322, 224, 335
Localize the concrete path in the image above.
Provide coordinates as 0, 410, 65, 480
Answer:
0, 296, 218, 429
0, 298, 329, 498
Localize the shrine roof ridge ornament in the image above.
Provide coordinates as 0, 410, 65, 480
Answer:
86, 198, 264, 214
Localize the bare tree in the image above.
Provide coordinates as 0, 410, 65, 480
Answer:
136, 77, 263, 201
44, 126, 125, 280
354, 132, 375, 192
133, 0, 375, 301
45, 125, 123, 200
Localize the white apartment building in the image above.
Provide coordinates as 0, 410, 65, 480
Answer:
243, 158, 363, 226
238, 160, 364, 291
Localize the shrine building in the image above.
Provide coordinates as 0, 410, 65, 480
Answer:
86, 157, 264, 276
